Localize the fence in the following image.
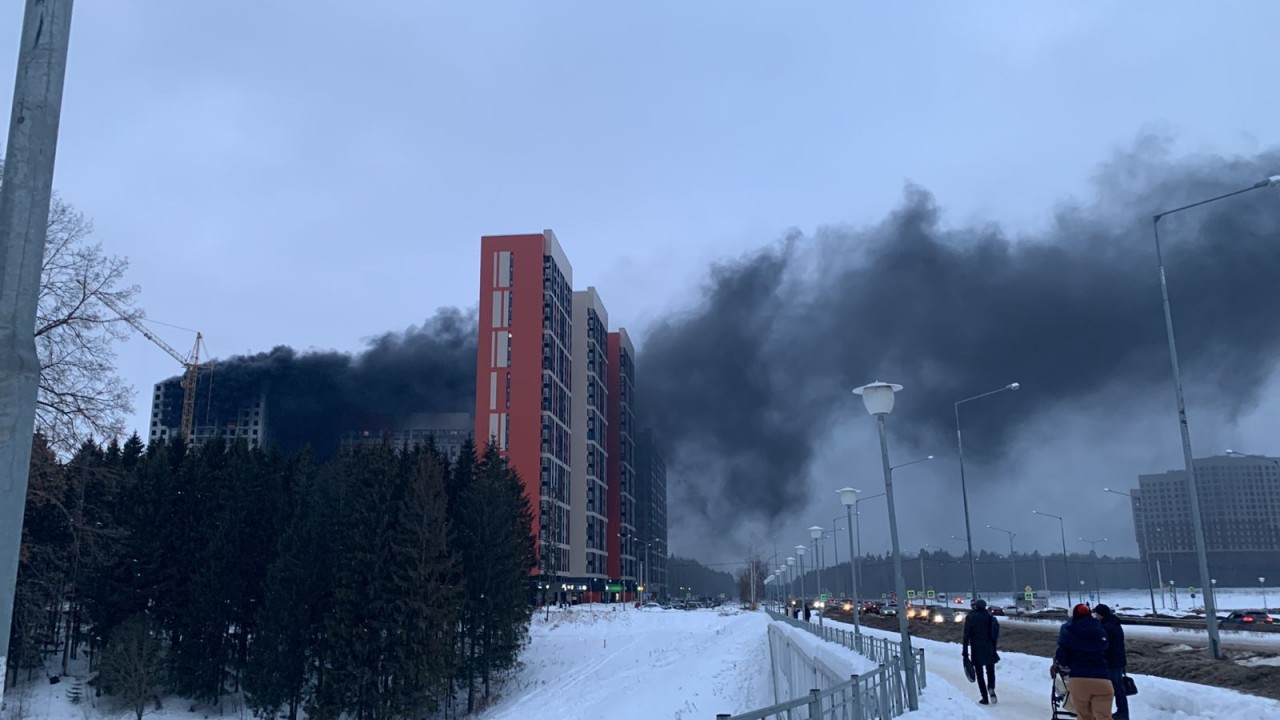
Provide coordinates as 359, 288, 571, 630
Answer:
715, 624, 901, 720
765, 609, 926, 695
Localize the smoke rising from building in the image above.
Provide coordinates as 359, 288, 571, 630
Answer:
166, 308, 478, 456
639, 143, 1280, 531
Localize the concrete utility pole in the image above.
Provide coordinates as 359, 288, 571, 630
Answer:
0, 0, 75, 699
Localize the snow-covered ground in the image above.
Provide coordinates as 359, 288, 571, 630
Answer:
477, 605, 773, 720
1010, 587, 1277, 614
821, 615, 1280, 719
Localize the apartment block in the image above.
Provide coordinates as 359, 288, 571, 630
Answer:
474, 231, 575, 597
607, 329, 638, 588
635, 427, 669, 599
570, 289, 611, 596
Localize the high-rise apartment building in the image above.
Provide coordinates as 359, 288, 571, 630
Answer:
149, 379, 268, 449
606, 330, 638, 590
1130, 454, 1280, 580
635, 427, 669, 599
570, 289, 611, 598
474, 231, 575, 599
342, 412, 474, 461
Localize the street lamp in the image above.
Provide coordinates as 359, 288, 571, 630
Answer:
853, 492, 885, 593
1104, 487, 1158, 617
1081, 537, 1107, 602
1261, 577, 1268, 612
809, 525, 826, 596
956, 383, 1021, 600
795, 545, 808, 614
1150, 177, 1280, 657
853, 380, 918, 711
987, 525, 1019, 605
920, 544, 943, 606
1033, 510, 1072, 607
786, 557, 796, 608
828, 519, 846, 595
837, 487, 864, 637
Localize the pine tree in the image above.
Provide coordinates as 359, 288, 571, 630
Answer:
246, 451, 333, 720
452, 441, 536, 708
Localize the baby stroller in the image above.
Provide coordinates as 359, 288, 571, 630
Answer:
1051, 666, 1076, 719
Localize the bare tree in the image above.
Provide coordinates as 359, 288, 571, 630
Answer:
97, 615, 164, 720
1, 158, 141, 454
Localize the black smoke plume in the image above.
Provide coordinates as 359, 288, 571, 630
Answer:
640, 143, 1280, 528
158, 308, 478, 456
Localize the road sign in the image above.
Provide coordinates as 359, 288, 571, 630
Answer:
1024, 592, 1034, 601
907, 590, 917, 599
881, 593, 888, 600
606, 584, 623, 592
820, 593, 830, 601
926, 590, 936, 599
1025, 585, 1033, 593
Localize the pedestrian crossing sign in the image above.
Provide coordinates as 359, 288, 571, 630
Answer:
907, 590, 916, 599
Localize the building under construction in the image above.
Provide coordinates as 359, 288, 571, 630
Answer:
148, 376, 269, 449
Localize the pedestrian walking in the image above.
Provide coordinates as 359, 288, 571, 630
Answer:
962, 598, 1001, 705
1094, 604, 1130, 719
1053, 603, 1114, 720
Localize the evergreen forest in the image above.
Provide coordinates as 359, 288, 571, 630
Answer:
7, 434, 536, 719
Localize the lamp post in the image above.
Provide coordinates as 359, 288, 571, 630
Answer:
955, 383, 1021, 600
854, 491, 885, 593
1261, 577, 1268, 612
1150, 178, 1280, 658
1081, 537, 1107, 602
808, 527, 826, 627
987, 525, 1019, 605
829, 518, 846, 595
1033, 510, 1072, 607
838, 487, 863, 636
1104, 488, 1158, 617
795, 545, 808, 618
786, 557, 796, 608
853, 380, 918, 710
920, 544, 942, 606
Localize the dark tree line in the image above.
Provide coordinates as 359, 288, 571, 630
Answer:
8, 434, 535, 718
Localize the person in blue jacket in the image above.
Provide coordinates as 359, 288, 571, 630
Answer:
1093, 604, 1129, 719
1052, 603, 1114, 720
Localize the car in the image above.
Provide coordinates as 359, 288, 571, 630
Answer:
1221, 610, 1275, 628
988, 605, 1006, 616
882, 603, 899, 617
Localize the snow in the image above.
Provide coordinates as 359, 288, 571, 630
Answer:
6, 604, 1277, 720
1044, 587, 1277, 614
820, 615, 1280, 720
477, 605, 774, 720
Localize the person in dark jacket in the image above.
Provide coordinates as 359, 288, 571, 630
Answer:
1094, 604, 1129, 719
1053, 603, 1114, 720
962, 598, 1001, 705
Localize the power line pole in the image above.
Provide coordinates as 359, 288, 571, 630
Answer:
0, 0, 75, 698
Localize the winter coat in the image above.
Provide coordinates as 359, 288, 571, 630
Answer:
1054, 616, 1110, 679
962, 609, 1000, 665
1099, 614, 1127, 670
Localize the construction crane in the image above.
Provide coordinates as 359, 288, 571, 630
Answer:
98, 294, 207, 440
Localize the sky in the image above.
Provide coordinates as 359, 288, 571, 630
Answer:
3, 1, 1280, 564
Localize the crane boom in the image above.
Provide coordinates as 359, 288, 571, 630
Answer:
97, 294, 206, 440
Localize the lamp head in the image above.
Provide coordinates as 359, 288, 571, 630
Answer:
786, 557, 795, 566
794, 545, 807, 556
1008, 382, 1021, 391
837, 487, 859, 507
808, 525, 824, 540
853, 381, 903, 416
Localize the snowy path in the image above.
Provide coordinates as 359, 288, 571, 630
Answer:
923, 645, 1051, 718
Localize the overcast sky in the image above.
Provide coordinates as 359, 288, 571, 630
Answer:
4, 1, 1279, 563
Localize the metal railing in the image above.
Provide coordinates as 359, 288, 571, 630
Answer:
765, 609, 926, 694
717, 624, 902, 720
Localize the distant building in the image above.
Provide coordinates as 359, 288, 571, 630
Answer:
342, 412, 473, 461
148, 379, 268, 449
635, 427, 669, 599
1130, 454, 1280, 580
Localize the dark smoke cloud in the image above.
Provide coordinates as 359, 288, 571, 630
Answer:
640, 142, 1280, 530
168, 308, 477, 456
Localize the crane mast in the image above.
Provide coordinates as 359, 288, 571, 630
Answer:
96, 294, 206, 440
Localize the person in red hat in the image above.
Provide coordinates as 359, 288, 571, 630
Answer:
1052, 603, 1114, 720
